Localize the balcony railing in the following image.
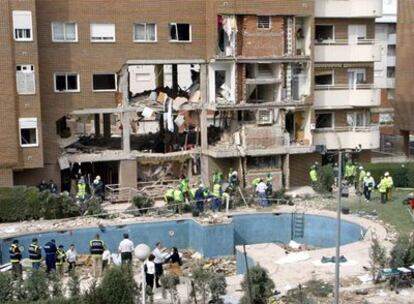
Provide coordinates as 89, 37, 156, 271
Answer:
315, 41, 380, 62
314, 38, 375, 46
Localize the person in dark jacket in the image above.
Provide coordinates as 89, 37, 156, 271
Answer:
166, 247, 182, 266
28, 238, 42, 270
44, 239, 57, 273
48, 180, 58, 194
194, 184, 206, 213
9, 240, 22, 279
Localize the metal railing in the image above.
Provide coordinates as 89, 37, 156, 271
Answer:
314, 38, 376, 46
315, 84, 376, 90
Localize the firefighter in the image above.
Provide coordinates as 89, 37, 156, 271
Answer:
362, 172, 375, 202
76, 177, 87, 202
164, 188, 175, 204
56, 245, 66, 276
309, 165, 318, 190
28, 238, 42, 270
9, 240, 22, 279
179, 176, 190, 203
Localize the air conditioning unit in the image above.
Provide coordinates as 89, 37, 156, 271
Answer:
257, 109, 273, 125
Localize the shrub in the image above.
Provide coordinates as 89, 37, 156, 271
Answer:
23, 270, 50, 302
0, 187, 42, 222
240, 265, 275, 304
208, 272, 227, 303
0, 272, 14, 302
97, 266, 137, 304
160, 273, 180, 304
82, 198, 104, 216
40, 192, 81, 220
132, 194, 154, 215
362, 162, 414, 188
369, 234, 387, 283
68, 271, 81, 299
390, 235, 414, 268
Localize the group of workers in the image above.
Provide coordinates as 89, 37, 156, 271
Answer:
252, 174, 273, 207
309, 161, 394, 204
75, 175, 105, 202
37, 180, 59, 194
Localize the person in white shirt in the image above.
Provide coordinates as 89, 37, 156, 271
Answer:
65, 244, 77, 273
152, 242, 169, 288
118, 233, 134, 264
256, 179, 268, 207
144, 254, 156, 290
102, 249, 111, 271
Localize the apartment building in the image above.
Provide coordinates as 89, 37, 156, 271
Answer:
313, 0, 382, 162
395, 0, 414, 156
0, 0, 382, 191
374, 0, 397, 139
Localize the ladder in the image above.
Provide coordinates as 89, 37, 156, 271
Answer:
291, 212, 305, 239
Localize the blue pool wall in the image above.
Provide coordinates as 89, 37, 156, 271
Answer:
0, 213, 365, 264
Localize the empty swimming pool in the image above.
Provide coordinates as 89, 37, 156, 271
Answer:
0, 213, 365, 264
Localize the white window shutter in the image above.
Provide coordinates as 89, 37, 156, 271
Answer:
16, 65, 35, 94
13, 11, 32, 29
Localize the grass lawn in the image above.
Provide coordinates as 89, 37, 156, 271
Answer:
326, 189, 414, 236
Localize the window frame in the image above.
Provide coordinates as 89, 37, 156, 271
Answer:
315, 112, 335, 129
54, 72, 80, 93
169, 23, 192, 43
16, 64, 36, 95
315, 70, 335, 86
92, 73, 118, 92
19, 117, 39, 148
13, 11, 33, 42
51, 22, 78, 43
315, 24, 335, 43
257, 16, 271, 30
90, 23, 116, 43
133, 23, 157, 43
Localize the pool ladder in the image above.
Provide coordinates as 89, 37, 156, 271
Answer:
291, 212, 305, 239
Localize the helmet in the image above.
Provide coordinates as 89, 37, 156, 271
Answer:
384, 172, 390, 177
366, 172, 371, 177
359, 166, 363, 170
96, 175, 101, 181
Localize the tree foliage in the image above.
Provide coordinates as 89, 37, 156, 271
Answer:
240, 265, 275, 304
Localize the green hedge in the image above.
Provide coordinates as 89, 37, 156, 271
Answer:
363, 162, 414, 188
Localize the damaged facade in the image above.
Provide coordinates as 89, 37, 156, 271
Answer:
0, 0, 382, 191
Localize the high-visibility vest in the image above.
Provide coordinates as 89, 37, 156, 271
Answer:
9, 244, 22, 263
385, 176, 394, 188
212, 173, 222, 185
164, 189, 174, 201
173, 190, 183, 203
344, 165, 354, 177
28, 243, 42, 262
190, 188, 197, 199
252, 178, 261, 187
56, 249, 66, 266
363, 176, 375, 189
89, 240, 105, 255
77, 183, 86, 198
213, 184, 222, 198
378, 179, 388, 193
309, 169, 318, 182
180, 180, 189, 193
359, 170, 366, 182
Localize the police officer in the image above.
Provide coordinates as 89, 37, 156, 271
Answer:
9, 240, 22, 279
28, 238, 42, 270
44, 239, 57, 273
56, 245, 66, 276
89, 234, 105, 278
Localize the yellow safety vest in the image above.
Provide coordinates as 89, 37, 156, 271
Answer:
213, 184, 222, 197
309, 169, 318, 182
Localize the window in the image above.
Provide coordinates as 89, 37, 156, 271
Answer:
54, 73, 79, 92
257, 16, 271, 29
247, 156, 280, 170
316, 113, 333, 129
90, 23, 116, 42
134, 23, 157, 42
387, 45, 396, 56
13, 11, 33, 41
387, 89, 395, 100
347, 111, 367, 127
348, 25, 367, 44
19, 118, 38, 147
16, 65, 35, 95
379, 113, 394, 125
92, 74, 117, 91
315, 25, 334, 42
315, 71, 334, 86
169, 23, 191, 42
387, 67, 395, 78
52, 22, 78, 42
348, 68, 366, 89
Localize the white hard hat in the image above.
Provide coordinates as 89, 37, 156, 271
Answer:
384, 172, 390, 177
232, 171, 238, 176
96, 175, 101, 181
359, 166, 363, 170
366, 172, 371, 177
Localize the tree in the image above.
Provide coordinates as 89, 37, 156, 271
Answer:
98, 266, 138, 304
0, 272, 14, 302
369, 233, 387, 283
208, 273, 227, 303
240, 265, 275, 304
318, 165, 335, 193
160, 273, 180, 304
390, 234, 414, 268
192, 266, 211, 304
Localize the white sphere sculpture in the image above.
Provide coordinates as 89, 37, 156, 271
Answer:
135, 244, 151, 261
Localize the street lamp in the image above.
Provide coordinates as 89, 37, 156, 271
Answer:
135, 244, 151, 304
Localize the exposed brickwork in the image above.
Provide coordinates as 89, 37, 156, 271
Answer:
289, 153, 320, 187
0, 169, 14, 187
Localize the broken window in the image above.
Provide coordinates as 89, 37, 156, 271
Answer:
169, 23, 191, 42
16, 64, 35, 95
247, 156, 280, 170
257, 16, 271, 29
316, 113, 334, 129
257, 110, 273, 125
19, 118, 38, 147
13, 11, 33, 41
52, 22, 77, 42
90, 23, 116, 42
93, 74, 117, 91
134, 23, 157, 42
315, 71, 334, 86
315, 25, 334, 42
54, 73, 79, 92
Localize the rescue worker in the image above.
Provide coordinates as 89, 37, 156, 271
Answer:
173, 189, 184, 214
309, 165, 318, 190
227, 168, 234, 183
92, 175, 104, 200
358, 166, 366, 194
194, 184, 206, 213
228, 170, 239, 191
76, 177, 87, 203
9, 240, 22, 279
384, 172, 394, 201
212, 170, 223, 185
266, 173, 273, 201
56, 245, 66, 276
344, 161, 355, 184
252, 177, 261, 188
212, 183, 223, 212
378, 176, 388, 204
44, 239, 57, 273
179, 176, 190, 203
164, 188, 175, 204
89, 234, 105, 278
362, 172, 375, 202
28, 238, 42, 270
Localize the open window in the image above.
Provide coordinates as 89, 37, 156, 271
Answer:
90, 23, 116, 42
13, 11, 33, 41
315, 25, 334, 43
92, 74, 117, 92
16, 64, 35, 95
257, 16, 271, 29
256, 109, 273, 125
19, 118, 38, 147
316, 112, 334, 129
315, 70, 334, 86
169, 23, 191, 42
55, 73, 79, 92
134, 23, 157, 42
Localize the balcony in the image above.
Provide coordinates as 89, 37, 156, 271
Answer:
315, 0, 383, 18
313, 126, 380, 150
386, 78, 395, 88
388, 33, 396, 45
314, 85, 380, 109
387, 56, 396, 67
315, 40, 380, 62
